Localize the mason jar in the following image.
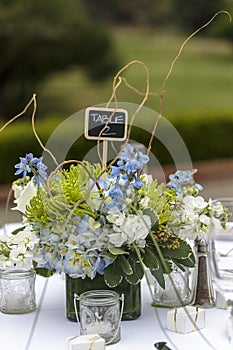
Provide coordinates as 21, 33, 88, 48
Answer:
74, 289, 123, 345
0, 268, 36, 314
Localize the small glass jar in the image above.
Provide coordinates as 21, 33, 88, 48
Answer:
152, 265, 191, 308
0, 268, 36, 314
75, 290, 123, 345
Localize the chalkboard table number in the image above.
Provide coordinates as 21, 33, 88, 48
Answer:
84, 107, 128, 171
85, 107, 128, 141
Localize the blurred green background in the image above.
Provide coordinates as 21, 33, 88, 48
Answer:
0, 0, 233, 184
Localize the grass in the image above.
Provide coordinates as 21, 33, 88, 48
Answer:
35, 28, 233, 123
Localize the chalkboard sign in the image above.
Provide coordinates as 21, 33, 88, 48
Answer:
85, 107, 128, 141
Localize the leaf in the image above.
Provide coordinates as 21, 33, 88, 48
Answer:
11, 226, 26, 235
173, 251, 196, 268
154, 341, 173, 350
162, 239, 193, 260
108, 246, 129, 256
143, 246, 159, 270
150, 256, 172, 289
104, 260, 123, 287
143, 208, 159, 231
151, 267, 165, 289
118, 255, 133, 276
125, 255, 144, 284
172, 259, 185, 272
35, 267, 55, 278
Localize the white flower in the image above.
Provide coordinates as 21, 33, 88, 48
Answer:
12, 182, 24, 200
107, 207, 126, 226
140, 196, 150, 208
9, 225, 38, 250
0, 225, 38, 269
12, 179, 37, 214
211, 199, 225, 217
108, 214, 151, 247
183, 195, 207, 212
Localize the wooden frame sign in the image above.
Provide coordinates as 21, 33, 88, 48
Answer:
85, 107, 128, 141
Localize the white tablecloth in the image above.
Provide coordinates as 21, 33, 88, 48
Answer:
0, 273, 232, 350
0, 224, 232, 350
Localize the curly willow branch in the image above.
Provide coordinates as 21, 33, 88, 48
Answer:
31, 94, 58, 166
146, 10, 232, 158
97, 60, 151, 171
0, 95, 35, 134
0, 94, 59, 167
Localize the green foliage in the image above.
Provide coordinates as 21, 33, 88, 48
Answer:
104, 259, 123, 287
26, 191, 53, 225
25, 163, 102, 225
143, 232, 195, 288
147, 182, 176, 225
142, 245, 159, 270
104, 249, 144, 287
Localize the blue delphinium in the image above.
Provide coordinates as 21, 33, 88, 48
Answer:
167, 169, 203, 196
15, 153, 47, 185
111, 143, 149, 181
108, 144, 149, 209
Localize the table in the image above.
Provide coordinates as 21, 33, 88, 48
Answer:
0, 224, 232, 350
0, 273, 232, 350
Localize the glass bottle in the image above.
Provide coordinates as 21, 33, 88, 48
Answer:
0, 268, 36, 314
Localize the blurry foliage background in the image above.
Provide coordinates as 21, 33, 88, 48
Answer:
0, 0, 233, 184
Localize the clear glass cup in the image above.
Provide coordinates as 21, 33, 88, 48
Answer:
153, 265, 192, 308
0, 268, 36, 314
74, 289, 123, 345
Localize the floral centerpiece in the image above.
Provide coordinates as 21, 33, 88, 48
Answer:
2, 144, 230, 320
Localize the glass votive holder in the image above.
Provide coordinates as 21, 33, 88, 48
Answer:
74, 290, 124, 345
0, 268, 36, 314
152, 266, 192, 308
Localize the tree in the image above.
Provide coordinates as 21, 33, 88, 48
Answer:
171, 0, 222, 32
0, 0, 119, 118
83, 0, 173, 27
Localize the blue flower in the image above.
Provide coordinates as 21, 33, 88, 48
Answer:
167, 169, 203, 195
15, 153, 47, 185
96, 256, 113, 275
15, 154, 34, 178
110, 144, 149, 185
35, 157, 48, 184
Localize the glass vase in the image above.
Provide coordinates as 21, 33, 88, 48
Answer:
152, 265, 192, 308
66, 273, 141, 321
0, 268, 36, 314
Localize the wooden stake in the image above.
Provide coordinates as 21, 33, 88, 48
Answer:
102, 140, 108, 180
